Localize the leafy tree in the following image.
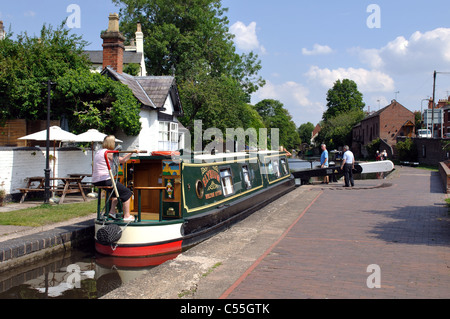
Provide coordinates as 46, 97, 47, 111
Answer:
323, 79, 365, 121
396, 138, 418, 161
254, 99, 301, 150
0, 24, 142, 135
317, 79, 365, 149
54, 69, 142, 135
123, 63, 141, 76
179, 69, 250, 132
298, 122, 315, 145
113, 0, 265, 133
317, 108, 364, 149
413, 111, 422, 133
0, 24, 90, 121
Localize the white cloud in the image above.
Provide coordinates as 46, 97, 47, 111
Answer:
24, 10, 36, 17
305, 65, 395, 93
354, 28, 450, 74
230, 21, 266, 53
302, 44, 334, 56
252, 80, 325, 125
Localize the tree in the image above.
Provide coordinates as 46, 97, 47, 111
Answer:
0, 24, 90, 122
298, 122, 315, 145
0, 24, 142, 135
113, 0, 265, 132
396, 138, 418, 161
317, 79, 365, 149
323, 79, 365, 121
254, 99, 301, 150
54, 69, 142, 135
317, 109, 364, 149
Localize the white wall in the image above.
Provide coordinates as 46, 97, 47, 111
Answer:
0, 148, 92, 195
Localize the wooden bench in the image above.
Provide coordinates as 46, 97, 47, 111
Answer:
19, 188, 46, 203
19, 176, 88, 204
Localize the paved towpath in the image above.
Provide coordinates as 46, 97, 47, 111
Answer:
222, 166, 450, 299
103, 166, 450, 300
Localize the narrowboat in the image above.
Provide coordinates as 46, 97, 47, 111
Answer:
94, 150, 295, 257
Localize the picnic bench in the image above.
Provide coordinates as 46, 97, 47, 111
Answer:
19, 174, 91, 204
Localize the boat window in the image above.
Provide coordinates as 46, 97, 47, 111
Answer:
242, 165, 252, 189
220, 168, 234, 196
195, 180, 204, 199
280, 159, 288, 175
266, 161, 274, 175
273, 160, 280, 178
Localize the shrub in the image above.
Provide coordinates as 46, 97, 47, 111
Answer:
396, 138, 418, 161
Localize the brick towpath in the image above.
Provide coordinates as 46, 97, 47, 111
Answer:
222, 167, 450, 299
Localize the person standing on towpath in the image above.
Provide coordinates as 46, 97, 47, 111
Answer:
320, 143, 329, 184
340, 145, 355, 187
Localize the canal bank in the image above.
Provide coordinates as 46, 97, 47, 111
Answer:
102, 166, 450, 299
0, 198, 96, 272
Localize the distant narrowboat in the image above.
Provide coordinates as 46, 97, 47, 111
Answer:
94, 150, 295, 257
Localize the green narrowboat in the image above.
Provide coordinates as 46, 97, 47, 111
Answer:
94, 150, 295, 257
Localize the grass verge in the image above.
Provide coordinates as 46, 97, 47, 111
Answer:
0, 199, 97, 227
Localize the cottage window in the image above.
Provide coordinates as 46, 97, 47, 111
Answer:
159, 121, 178, 151
220, 168, 234, 196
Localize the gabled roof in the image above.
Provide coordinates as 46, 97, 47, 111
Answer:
102, 66, 156, 108
101, 67, 183, 115
136, 76, 177, 109
362, 100, 413, 121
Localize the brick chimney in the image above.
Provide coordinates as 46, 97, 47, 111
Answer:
101, 13, 125, 73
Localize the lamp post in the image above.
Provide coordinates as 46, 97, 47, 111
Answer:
44, 80, 55, 204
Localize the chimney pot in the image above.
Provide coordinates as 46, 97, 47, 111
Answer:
107, 13, 120, 32
101, 13, 125, 73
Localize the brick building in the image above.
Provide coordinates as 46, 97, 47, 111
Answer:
352, 100, 415, 158
423, 96, 450, 137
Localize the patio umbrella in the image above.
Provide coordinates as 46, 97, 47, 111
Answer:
74, 129, 123, 170
74, 129, 123, 197
18, 126, 78, 143
74, 129, 123, 144
18, 126, 78, 201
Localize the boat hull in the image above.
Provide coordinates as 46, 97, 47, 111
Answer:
94, 176, 295, 257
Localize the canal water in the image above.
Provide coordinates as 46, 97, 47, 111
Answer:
0, 159, 385, 299
0, 241, 181, 299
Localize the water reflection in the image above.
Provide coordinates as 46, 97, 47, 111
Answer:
0, 244, 180, 299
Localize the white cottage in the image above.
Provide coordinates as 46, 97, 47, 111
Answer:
89, 13, 186, 153
102, 67, 185, 152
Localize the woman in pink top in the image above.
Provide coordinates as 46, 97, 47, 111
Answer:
93, 135, 137, 222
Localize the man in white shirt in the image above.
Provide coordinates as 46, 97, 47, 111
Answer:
340, 145, 355, 187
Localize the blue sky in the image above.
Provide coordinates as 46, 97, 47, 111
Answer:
3, 1, 450, 126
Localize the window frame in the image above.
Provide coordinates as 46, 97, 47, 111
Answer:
219, 166, 234, 197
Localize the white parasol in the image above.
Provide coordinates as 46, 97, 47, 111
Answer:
74, 129, 123, 144
18, 126, 78, 143
74, 129, 123, 167
18, 126, 78, 200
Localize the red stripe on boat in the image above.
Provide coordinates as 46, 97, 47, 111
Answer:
95, 240, 182, 257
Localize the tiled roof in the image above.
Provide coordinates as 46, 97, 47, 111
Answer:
136, 76, 175, 108
101, 67, 183, 116
102, 67, 156, 108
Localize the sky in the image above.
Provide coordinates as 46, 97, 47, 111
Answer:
3, 0, 450, 127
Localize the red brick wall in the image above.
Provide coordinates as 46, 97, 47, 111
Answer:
379, 101, 414, 146
101, 33, 125, 74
